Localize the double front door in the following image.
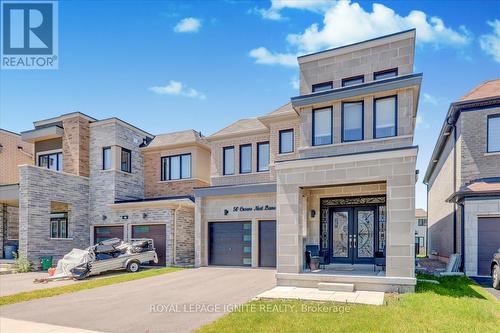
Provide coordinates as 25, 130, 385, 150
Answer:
330, 207, 376, 264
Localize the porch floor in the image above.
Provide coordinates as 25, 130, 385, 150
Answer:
256, 286, 385, 305
306, 264, 385, 277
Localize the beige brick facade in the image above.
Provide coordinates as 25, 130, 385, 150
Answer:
0, 130, 34, 185
62, 115, 91, 177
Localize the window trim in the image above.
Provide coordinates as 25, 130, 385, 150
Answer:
38, 151, 63, 171
239, 144, 252, 174
312, 107, 333, 146
487, 114, 500, 153
102, 147, 111, 170
257, 141, 270, 172
279, 129, 294, 154
373, 95, 398, 139
312, 81, 333, 93
120, 148, 132, 173
373, 68, 398, 80
341, 75, 365, 87
223, 146, 235, 176
160, 153, 192, 181
341, 100, 364, 143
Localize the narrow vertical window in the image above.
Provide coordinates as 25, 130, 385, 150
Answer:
342, 101, 364, 142
239, 144, 252, 174
223, 146, 235, 175
181, 154, 192, 179
313, 107, 333, 146
374, 96, 397, 139
487, 114, 500, 153
170, 155, 181, 180
279, 129, 294, 154
102, 147, 111, 170
257, 142, 270, 172
121, 148, 131, 173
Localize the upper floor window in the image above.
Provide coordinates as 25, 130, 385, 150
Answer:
279, 129, 294, 154
487, 114, 500, 153
102, 147, 111, 170
313, 107, 333, 146
342, 101, 364, 142
239, 144, 252, 174
39, 152, 63, 171
374, 96, 397, 139
342, 75, 364, 87
374, 68, 398, 80
312, 81, 333, 93
257, 142, 270, 172
223, 146, 235, 175
161, 153, 191, 181
120, 148, 131, 173
417, 218, 427, 226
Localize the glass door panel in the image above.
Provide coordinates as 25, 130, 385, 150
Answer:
356, 210, 375, 258
332, 211, 349, 258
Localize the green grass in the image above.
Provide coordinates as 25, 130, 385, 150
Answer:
198, 274, 500, 333
0, 267, 183, 306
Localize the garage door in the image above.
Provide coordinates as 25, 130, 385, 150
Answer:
209, 222, 251, 266
259, 221, 276, 267
132, 224, 166, 266
478, 217, 500, 275
94, 226, 124, 244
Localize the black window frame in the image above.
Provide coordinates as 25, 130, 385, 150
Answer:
102, 147, 111, 170
50, 212, 69, 239
120, 148, 132, 173
487, 114, 500, 153
279, 129, 294, 154
257, 141, 270, 172
373, 95, 398, 139
417, 218, 427, 227
341, 75, 365, 87
312, 81, 333, 93
239, 144, 252, 174
341, 100, 364, 142
38, 151, 63, 171
312, 107, 333, 146
160, 153, 192, 181
223, 146, 235, 176
373, 68, 398, 80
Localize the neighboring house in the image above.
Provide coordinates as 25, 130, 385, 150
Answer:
415, 208, 427, 256
195, 29, 422, 292
0, 129, 34, 258
9, 112, 207, 267
424, 79, 500, 277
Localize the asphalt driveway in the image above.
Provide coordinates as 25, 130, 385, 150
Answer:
470, 276, 500, 300
0, 267, 276, 333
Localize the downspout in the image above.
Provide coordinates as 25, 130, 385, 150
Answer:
172, 205, 182, 266
459, 201, 465, 272
446, 117, 457, 255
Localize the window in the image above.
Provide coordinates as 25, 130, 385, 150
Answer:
161, 154, 191, 180
342, 101, 364, 142
279, 129, 294, 154
312, 81, 333, 93
374, 68, 398, 80
415, 236, 425, 247
239, 144, 252, 174
342, 75, 364, 87
223, 146, 235, 175
120, 148, 131, 173
50, 212, 68, 238
257, 142, 270, 172
374, 96, 397, 139
487, 114, 500, 153
417, 218, 427, 226
38, 152, 63, 171
102, 147, 111, 170
313, 107, 333, 146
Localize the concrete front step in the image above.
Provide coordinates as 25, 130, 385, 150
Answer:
318, 282, 354, 292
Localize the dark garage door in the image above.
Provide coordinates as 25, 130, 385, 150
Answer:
259, 220, 276, 267
209, 222, 251, 266
478, 217, 500, 275
94, 226, 124, 244
132, 224, 166, 266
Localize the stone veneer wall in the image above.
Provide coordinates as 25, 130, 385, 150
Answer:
175, 208, 195, 265
18, 165, 89, 266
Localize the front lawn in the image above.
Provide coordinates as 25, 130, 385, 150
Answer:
0, 267, 183, 306
198, 275, 500, 333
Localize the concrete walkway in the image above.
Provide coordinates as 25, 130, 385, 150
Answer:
256, 286, 385, 305
0, 318, 104, 333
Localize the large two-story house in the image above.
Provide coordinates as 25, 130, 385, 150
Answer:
424, 79, 500, 276
195, 29, 422, 292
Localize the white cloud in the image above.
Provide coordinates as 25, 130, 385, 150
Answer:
421, 93, 438, 106
149, 81, 206, 99
251, 1, 471, 66
173, 17, 202, 33
479, 20, 500, 63
416, 114, 429, 129
290, 76, 299, 90
256, 0, 332, 21
248, 47, 297, 67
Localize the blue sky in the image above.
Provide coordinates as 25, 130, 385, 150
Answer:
1, 0, 499, 209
